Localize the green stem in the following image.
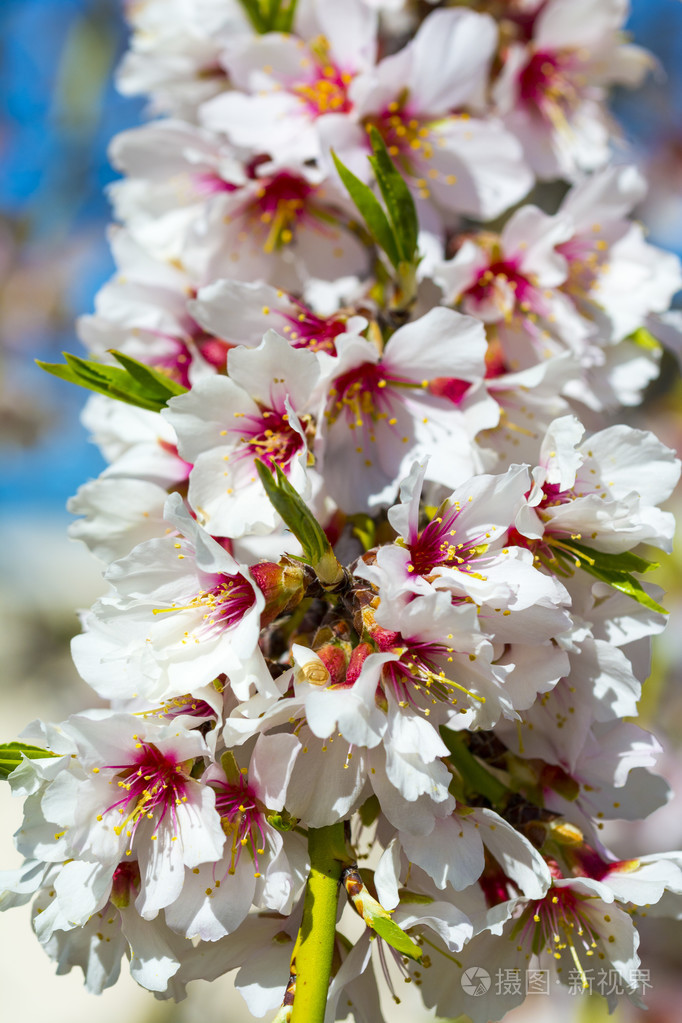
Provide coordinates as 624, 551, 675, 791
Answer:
440, 726, 508, 805
290, 823, 346, 1023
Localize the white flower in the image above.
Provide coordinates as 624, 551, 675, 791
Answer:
116, 0, 250, 119
326, 7, 533, 219
164, 734, 305, 940
556, 165, 681, 345
189, 277, 368, 355
517, 415, 680, 555
202, 0, 378, 164
12, 712, 225, 927
434, 203, 594, 373
425, 875, 643, 1021
394, 805, 552, 895
493, 0, 652, 179
317, 307, 498, 511
71, 494, 268, 704
165, 331, 322, 537
361, 462, 570, 641
33, 861, 189, 995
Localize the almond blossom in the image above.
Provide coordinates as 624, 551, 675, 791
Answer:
493, 0, 652, 179
3, 1, 682, 1020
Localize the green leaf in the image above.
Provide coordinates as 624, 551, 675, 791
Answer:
0, 742, 58, 780
236, 0, 298, 33
589, 570, 667, 615
348, 513, 376, 553
551, 540, 667, 615
440, 727, 508, 804
37, 350, 187, 412
255, 461, 345, 587
567, 541, 658, 577
331, 150, 401, 268
367, 125, 419, 262
108, 351, 188, 398
371, 915, 422, 961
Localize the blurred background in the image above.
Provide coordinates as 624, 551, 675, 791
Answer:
2, 1, 682, 1021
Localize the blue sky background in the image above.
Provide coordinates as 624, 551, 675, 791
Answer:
2, 0, 682, 513
0, 0, 142, 511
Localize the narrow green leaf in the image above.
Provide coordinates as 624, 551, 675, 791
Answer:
38, 351, 188, 412
236, 0, 297, 33
367, 125, 419, 262
371, 915, 422, 961
568, 540, 658, 577
110, 351, 188, 398
38, 360, 155, 410
0, 742, 58, 780
584, 566, 667, 615
63, 351, 113, 385
348, 513, 376, 553
551, 540, 667, 615
272, 0, 297, 31
255, 460, 328, 564
255, 461, 344, 587
331, 150, 400, 268
236, 0, 267, 31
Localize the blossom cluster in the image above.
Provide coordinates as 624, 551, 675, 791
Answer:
3, 1, 682, 1019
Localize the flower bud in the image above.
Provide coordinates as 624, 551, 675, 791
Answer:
250, 559, 307, 626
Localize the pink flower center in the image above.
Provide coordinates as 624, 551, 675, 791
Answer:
212, 775, 268, 877
518, 49, 581, 126
466, 257, 547, 319
241, 172, 316, 253
279, 300, 348, 355
539, 481, 575, 509
516, 887, 602, 989
158, 695, 218, 722
556, 234, 610, 299
233, 405, 308, 473
153, 573, 256, 631
104, 741, 191, 843
194, 334, 233, 371
407, 506, 489, 577
325, 361, 420, 461
381, 636, 485, 712
429, 377, 472, 405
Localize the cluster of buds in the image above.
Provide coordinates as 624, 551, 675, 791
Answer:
3, 1, 682, 1021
